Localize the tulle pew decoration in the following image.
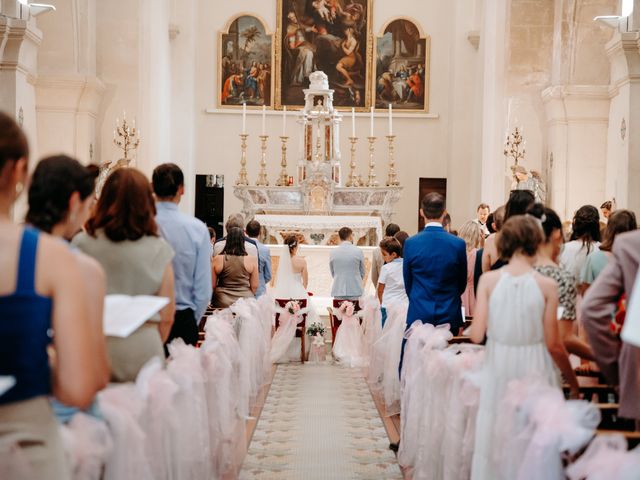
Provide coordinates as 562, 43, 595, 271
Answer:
360, 295, 383, 362
201, 308, 247, 478
566, 434, 640, 480
367, 301, 407, 416
59, 412, 113, 480
166, 340, 212, 480
493, 378, 601, 480
270, 299, 311, 364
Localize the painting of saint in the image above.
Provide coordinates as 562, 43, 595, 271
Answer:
276, 0, 373, 110
375, 19, 429, 111
219, 15, 273, 108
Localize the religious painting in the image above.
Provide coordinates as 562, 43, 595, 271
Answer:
218, 15, 273, 108
276, 0, 373, 110
375, 18, 430, 112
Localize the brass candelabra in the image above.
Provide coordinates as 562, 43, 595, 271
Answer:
113, 116, 140, 163
504, 126, 526, 166
386, 135, 399, 186
346, 136, 360, 187
235, 134, 249, 186
256, 135, 270, 186
366, 136, 378, 187
276, 136, 290, 186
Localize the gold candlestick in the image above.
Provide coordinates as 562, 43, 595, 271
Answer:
346, 136, 360, 187
235, 133, 249, 186
113, 117, 140, 163
386, 135, 399, 186
256, 135, 270, 186
276, 136, 290, 186
366, 136, 378, 187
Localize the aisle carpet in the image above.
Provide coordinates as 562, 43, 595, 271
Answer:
240, 363, 403, 480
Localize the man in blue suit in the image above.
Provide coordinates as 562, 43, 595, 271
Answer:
403, 192, 467, 333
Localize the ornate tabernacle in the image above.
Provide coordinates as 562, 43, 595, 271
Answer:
233, 71, 403, 245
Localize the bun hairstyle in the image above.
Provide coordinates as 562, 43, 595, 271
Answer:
526, 203, 562, 242
284, 234, 298, 255
26, 155, 99, 233
497, 215, 544, 260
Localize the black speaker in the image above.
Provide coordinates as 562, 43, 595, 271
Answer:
195, 175, 224, 239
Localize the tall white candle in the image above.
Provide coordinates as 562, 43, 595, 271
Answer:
351, 107, 356, 137
370, 107, 374, 137
282, 106, 287, 137
242, 103, 246, 134
261, 105, 266, 136
388, 103, 393, 136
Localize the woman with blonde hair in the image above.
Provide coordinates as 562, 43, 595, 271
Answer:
459, 221, 484, 318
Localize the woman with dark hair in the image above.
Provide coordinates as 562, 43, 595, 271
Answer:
528, 203, 595, 361
560, 205, 601, 283
581, 209, 637, 288
73, 168, 176, 382
470, 215, 578, 479
504, 189, 535, 222
0, 113, 107, 478
211, 227, 258, 308
26, 155, 110, 422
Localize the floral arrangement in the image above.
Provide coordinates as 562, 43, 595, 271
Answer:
306, 322, 326, 337
337, 301, 356, 318
285, 300, 301, 315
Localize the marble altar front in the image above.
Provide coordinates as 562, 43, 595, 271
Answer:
256, 214, 383, 246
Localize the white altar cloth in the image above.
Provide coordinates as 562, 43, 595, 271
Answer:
256, 214, 383, 246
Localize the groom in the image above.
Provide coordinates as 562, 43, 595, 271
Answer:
330, 227, 365, 300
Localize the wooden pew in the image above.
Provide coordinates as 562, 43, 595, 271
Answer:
596, 430, 640, 449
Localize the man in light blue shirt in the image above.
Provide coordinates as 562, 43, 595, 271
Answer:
245, 219, 272, 297
153, 163, 212, 350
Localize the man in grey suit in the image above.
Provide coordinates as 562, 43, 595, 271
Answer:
330, 227, 365, 300
582, 230, 640, 420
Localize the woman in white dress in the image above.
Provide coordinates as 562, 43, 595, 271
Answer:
470, 216, 579, 480
269, 236, 316, 363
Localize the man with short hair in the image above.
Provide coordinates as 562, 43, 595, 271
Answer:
152, 163, 212, 349
371, 223, 401, 287
473, 203, 490, 237
213, 213, 258, 258
330, 227, 366, 300
246, 219, 272, 297
403, 192, 467, 334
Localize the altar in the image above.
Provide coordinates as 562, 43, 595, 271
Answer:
256, 214, 383, 246
232, 71, 403, 247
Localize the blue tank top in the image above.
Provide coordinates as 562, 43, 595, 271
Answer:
0, 227, 53, 404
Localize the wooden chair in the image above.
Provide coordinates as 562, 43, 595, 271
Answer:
274, 298, 308, 363
327, 299, 361, 346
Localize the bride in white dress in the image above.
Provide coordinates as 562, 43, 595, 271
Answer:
269, 236, 319, 363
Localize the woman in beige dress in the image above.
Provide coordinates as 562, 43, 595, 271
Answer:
211, 227, 258, 308
74, 168, 176, 383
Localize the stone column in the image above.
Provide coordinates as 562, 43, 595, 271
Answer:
542, 85, 610, 220
604, 30, 640, 213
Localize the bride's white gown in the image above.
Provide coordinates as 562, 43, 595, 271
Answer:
269, 247, 320, 363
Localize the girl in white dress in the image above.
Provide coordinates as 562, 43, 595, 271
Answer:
470, 216, 579, 480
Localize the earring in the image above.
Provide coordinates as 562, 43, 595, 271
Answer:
15, 182, 23, 195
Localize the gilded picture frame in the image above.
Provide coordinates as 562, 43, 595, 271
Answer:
218, 14, 275, 109
275, 0, 374, 111
374, 17, 430, 112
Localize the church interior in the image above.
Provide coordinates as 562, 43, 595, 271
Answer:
2, 0, 640, 478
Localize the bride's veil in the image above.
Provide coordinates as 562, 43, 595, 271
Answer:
273, 243, 299, 299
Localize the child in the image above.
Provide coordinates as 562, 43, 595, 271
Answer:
377, 237, 408, 326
